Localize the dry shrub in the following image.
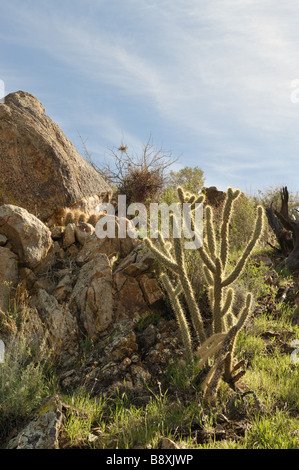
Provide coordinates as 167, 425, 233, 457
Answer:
118, 165, 165, 206
98, 136, 177, 205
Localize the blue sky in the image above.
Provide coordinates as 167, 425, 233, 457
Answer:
1, 0, 299, 196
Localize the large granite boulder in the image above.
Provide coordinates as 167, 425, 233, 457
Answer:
0, 91, 112, 222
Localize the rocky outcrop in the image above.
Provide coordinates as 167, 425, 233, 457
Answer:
0, 91, 112, 222
0, 197, 165, 348
0, 201, 168, 451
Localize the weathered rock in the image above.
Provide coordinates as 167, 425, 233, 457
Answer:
0, 204, 53, 269
114, 277, 147, 320
33, 276, 56, 294
94, 214, 140, 258
32, 288, 79, 358
6, 395, 63, 449
0, 233, 7, 246
77, 317, 184, 400
130, 364, 151, 388
76, 229, 139, 267
70, 254, 113, 339
19, 267, 36, 290
113, 271, 127, 291
67, 244, 79, 257
159, 437, 180, 449
0, 246, 18, 312
138, 324, 157, 349
50, 226, 64, 240
63, 223, 76, 248
114, 242, 156, 275
53, 274, 73, 303
111, 242, 164, 318
139, 274, 163, 306
0, 90, 113, 222
102, 320, 138, 362
75, 222, 95, 245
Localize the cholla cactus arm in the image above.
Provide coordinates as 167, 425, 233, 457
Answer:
198, 246, 216, 274
161, 273, 193, 363
177, 186, 185, 205
221, 288, 234, 318
196, 333, 226, 369
213, 258, 224, 333
223, 293, 252, 383
221, 206, 264, 288
172, 226, 206, 344
144, 238, 179, 274
192, 194, 205, 208
235, 293, 252, 330
223, 311, 237, 331
203, 265, 213, 286
202, 323, 240, 403
157, 231, 172, 256
220, 188, 241, 271
205, 206, 217, 260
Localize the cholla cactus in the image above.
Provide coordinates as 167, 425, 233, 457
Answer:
145, 186, 264, 403
65, 212, 74, 226
78, 213, 87, 223
64, 210, 90, 226
87, 213, 100, 227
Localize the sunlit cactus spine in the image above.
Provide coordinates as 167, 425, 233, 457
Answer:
87, 213, 100, 227
78, 213, 87, 223
65, 212, 74, 226
145, 186, 264, 404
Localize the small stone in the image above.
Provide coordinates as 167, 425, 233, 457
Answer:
67, 244, 79, 256
0, 233, 7, 246
75, 222, 95, 245
63, 223, 76, 248
140, 324, 157, 348
121, 357, 132, 369
88, 433, 98, 443
50, 226, 65, 240
214, 424, 226, 437
139, 274, 164, 305
160, 437, 179, 449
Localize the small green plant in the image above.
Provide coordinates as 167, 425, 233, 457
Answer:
245, 410, 299, 449
63, 388, 106, 447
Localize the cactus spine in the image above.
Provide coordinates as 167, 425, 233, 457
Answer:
145, 186, 264, 403
87, 213, 100, 227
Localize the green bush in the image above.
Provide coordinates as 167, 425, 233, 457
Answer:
229, 195, 257, 250
161, 166, 205, 204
